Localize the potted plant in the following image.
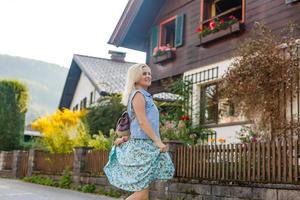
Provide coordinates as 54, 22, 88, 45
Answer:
152, 44, 176, 64
197, 15, 243, 46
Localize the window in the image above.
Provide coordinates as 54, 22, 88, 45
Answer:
159, 16, 176, 47
80, 100, 83, 110
200, 83, 218, 124
149, 14, 185, 56
90, 91, 93, 105
73, 104, 78, 111
199, 81, 246, 125
83, 97, 87, 108
200, 0, 245, 28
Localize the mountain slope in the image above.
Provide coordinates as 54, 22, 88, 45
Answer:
0, 54, 68, 124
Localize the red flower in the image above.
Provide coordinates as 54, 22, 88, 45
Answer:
179, 115, 190, 121
228, 15, 236, 20
209, 20, 216, 30
220, 18, 225, 24
161, 111, 168, 116
197, 25, 202, 33
251, 137, 257, 143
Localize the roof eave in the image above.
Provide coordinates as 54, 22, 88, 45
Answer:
108, 0, 144, 48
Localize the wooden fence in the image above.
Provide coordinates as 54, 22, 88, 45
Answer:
174, 137, 300, 184
2, 152, 13, 170
35, 151, 74, 174
84, 150, 109, 176
2, 137, 300, 184
19, 151, 29, 177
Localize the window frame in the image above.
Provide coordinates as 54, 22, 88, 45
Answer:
89, 91, 93, 105
158, 15, 177, 47
83, 97, 87, 108
200, 81, 219, 125
199, 0, 246, 30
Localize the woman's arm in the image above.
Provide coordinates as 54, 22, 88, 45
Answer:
132, 92, 168, 152
132, 92, 161, 143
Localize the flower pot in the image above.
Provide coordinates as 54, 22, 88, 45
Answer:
153, 51, 176, 64
197, 22, 244, 47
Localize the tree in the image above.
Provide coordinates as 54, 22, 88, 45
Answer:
0, 80, 28, 150
85, 94, 125, 136
220, 22, 300, 139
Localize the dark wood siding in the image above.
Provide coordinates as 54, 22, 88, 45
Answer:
147, 0, 300, 82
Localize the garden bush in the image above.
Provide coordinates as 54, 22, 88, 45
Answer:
85, 94, 125, 136
0, 80, 28, 150
81, 184, 96, 193
58, 168, 72, 189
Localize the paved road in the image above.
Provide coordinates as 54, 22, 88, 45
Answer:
0, 178, 123, 200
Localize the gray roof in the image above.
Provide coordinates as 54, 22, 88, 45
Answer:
58, 54, 179, 109
58, 54, 135, 109
73, 54, 135, 94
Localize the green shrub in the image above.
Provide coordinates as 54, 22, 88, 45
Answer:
97, 186, 106, 194
85, 94, 125, 136
0, 79, 28, 150
58, 169, 72, 188
22, 176, 57, 186
104, 188, 122, 198
81, 184, 96, 193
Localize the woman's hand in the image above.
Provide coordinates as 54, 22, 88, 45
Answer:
154, 140, 169, 153
113, 138, 125, 146
113, 136, 129, 146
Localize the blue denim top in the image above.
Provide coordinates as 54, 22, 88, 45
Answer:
127, 88, 161, 140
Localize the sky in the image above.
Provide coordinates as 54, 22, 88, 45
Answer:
0, 0, 146, 67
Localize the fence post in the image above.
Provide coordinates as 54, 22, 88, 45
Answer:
73, 147, 92, 184
12, 150, 21, 178
0, 151, 4, 170
26, 149, 35, 177
163, 140, 184, 164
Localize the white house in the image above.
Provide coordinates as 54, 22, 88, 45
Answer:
59, 50, 177, 111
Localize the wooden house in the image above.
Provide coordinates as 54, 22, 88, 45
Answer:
108, 0, 300, 143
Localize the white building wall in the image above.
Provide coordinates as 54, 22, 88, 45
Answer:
70, 72, 98, 110
184, 58, 300, 144
184, 59, 248, 144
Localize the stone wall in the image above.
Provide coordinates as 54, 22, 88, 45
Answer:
149, 178, 300, 200
29, 172, 300, 200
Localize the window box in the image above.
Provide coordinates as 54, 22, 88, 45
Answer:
196, 0, 246, 47
149, 14, 185, 63
153, 50, 176, 64
197, 21, 243, 46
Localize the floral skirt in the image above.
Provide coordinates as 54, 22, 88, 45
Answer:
103, 137, 175, 192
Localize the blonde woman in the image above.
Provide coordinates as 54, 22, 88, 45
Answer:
103, 63, 175, 200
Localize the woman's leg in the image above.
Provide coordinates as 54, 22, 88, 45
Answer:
125, 187, 149, 200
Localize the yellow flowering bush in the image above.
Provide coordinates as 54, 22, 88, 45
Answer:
31, 108, 87, 153
31, 108, 118, 153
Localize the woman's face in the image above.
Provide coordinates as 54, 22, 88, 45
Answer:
136, 67, 152, 88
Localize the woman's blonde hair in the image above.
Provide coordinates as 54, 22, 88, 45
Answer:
121, 63, 151, 106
